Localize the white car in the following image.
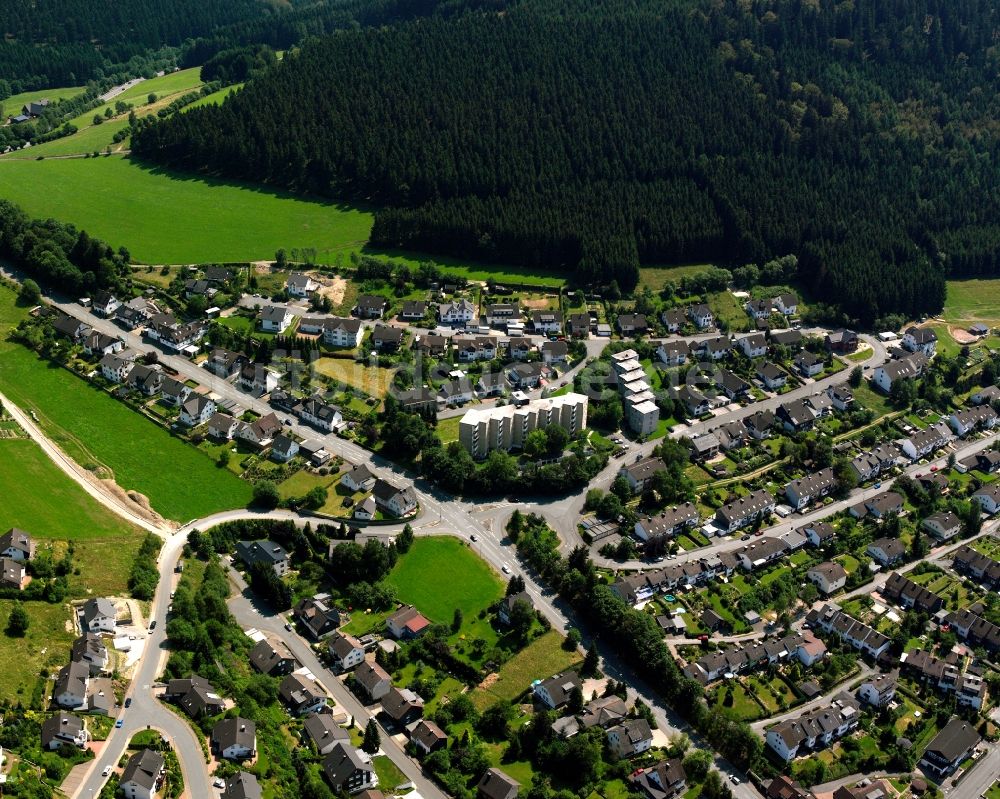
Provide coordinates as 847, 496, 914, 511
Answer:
501, 565, 511, 574
102, 765, 113, 777
213, 777, 226, 788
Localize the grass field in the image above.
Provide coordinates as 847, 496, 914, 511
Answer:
314, 357, 395, 398
3, 85, 86, 111
388, 537, 504, 624
436, 416, 462, 443
943, 279, 1000, 327
470, 630, 581, 709
637, 264, 714, 292
183, 84, 244, 111
0, 155, 374, 264
0, 599, 76, 704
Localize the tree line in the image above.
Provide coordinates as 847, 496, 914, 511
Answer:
127, 0, 1000, 323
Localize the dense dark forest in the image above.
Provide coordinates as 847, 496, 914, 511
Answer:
129, 0, 1000, 324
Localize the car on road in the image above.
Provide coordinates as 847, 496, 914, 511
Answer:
102, 765, 113, 777
115, 719, 123, 728
874, 481, 882, 488
470, 534, 478, 542
502, 564, 511, 574
148, 620, 156, 630
731, 776, 741, 785
284, 622, 293, 631
754, 530, 764, 536
124, 697, 132, 708
741, 534, 750, 541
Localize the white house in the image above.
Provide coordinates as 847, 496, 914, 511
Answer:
286, 273, 319, 297
321, 318, 365, 348
688, 304, 714, 330
259, 305, 293, 333
372, 479, 417, 518
949, 406, 998, 437
873, 354, 927, 393
341, 464, 376, 493
82, 597, 117, 633
857, 671, 898, 708
774, 293, 799, 316
902, 326, 937, 356
738, 333, 768, 359
439, 298, 477, 325
327, 631, 366, 673
806, 562, 848, 595
99, 353, 134, 383
120, 749, 165, 799
179, 396, 216, 427
972, 484, 1000, 514
899, 423, 952, 460
212, 718, 257, 761
606, 719, 653, 758
54, 662, 89, 709
794, 351, 824, 378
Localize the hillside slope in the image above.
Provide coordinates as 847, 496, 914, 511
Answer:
132, 0, 1000, 323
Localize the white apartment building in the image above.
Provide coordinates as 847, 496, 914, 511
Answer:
459, 393, 588, 459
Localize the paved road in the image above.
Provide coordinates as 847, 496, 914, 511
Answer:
72, 529, 212, 799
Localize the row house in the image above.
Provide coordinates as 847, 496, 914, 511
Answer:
951, 544, 1000, 589
881, 572, 944, 613
685, 631, 826, 683
806, 604, 891, 659
899, 423, 953, 460
949, 406, 998, 438
784, 467, 836, 511
873, 353, 928, 393
610, 553, 739, 605
765, 693, 861, 762
713, 489, 775, 534
850, 443, 901, 482
946, 608, 1000, 655
634, 503, 700, 542
899, 649, 961, 694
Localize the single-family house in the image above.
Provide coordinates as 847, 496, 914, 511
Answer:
739, 333, 768, 359
372, 479, 417, 518
259, 305, 293, 333
478, 769, 519, 799
41, 712, 87, 750
923, 511, 962, 541
354, 295, 389, 319
866, 537, 905, 566
249, 638, 298, 676
82, 331, 124, 357
235, 539, 289, 576
126, 364, 162, 396
857, 670, 898, 708
91, 291, 121, 317
631, 760, 686, 799
902, 327, 937, 356
806, 562, 848, 595
746, 298, 773, 320
380, 686, 424, 727
353, 661, 392, 702
205, 349, 247, 378
757, 362, 786, 390
303, 714, 350, 756
774, 294, 799, 316
212, 717, 257, 761
0, 528, 35, 562
918, 718, 980, 778
541, 340, 569, 364
279, 673, 329, 716
606, 718, 654, 758
825, 329, 859, 354
688, 304, 714, 330
221, 772, 263, 799
120, 749, 165, 799
371, 325, 404, 352
534, 672, 582, 709
661, 308, 686, 332
341, 464, 377, 493
165, 674, 226, 718
286, 273, 319, 297
794, 351, 824, 378
386, 605, 430, 640
323, 743, 377, 794
54, 661, 89, 709
498, 591, 534, 626
439, 299, 477, 325
410, 719, 448, 755
82, 597, 117, 633
100, 353, 134, 383
179, 395, 216, 427
617, 314, 648, 336
294, 594, 341, 640
71, 632, 109, 675
327, 631, 366, 673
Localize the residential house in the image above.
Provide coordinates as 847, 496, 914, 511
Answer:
52, 315, 90, 341
71, 633, 109, 675
541, 340, 568, 364
972, 483, 1000, 514
606, 718, 653, 758
410, 719, 448, 755
184, 278, 217, 299
806, 605, 890, 659
160, 377, 191, 407
259, 305, 293, 333
850, 443, 901, 482
784, 468, 836, 510
498, 592, 534, 626
126, 364, 162, 396
656, 340, 690, 367
297, 397, 343, 432
41, 712, 87, 750
851, 491, 904, 520
439, 298, 477, 326
91, 291, 121, 317
627, 396, 660, 437
286, 273, 319, 297
746, 298, 773, 320
303, 714, 350, 756
371, 325, 404, 352
400, 300, 427, 321
318, 318, 365, 348
0, 528, 34, 562
770, 329, 803, 349
485, 302, 520, 327
249, 638, 298, 677
323, 743, 377, 794
617, 313, 649, 336
100, 353, 134, 383
0, 557, 24, 590
630, 760, 687, 799
689, 434, 720, 461
828, 385, 855, 411
777, 399, 817, 433
270, 434, 299, 463
280, 673, 329, 716
204, 349, 247, 378
858, 670, 898, 708
164, 675, 226, 718
745, 409, 776, 439
144, 315, 206, 352
716, 419, 748, 451
902, 327, 938, 356
387, 605, 431, 640
531, 310, 563, 334
923, 511, 962, 541
372, 478, 417, 518
534, 672, 582, 709
825, 329, 859, 354
946, 608, 1000, 655
413, 333, 449, 357
803, 522, 835, 548
661, 308, 686, 332
765, 694, 861, 762
713, 490, 775, 533
455, 336, 498, 362
221, 772, 263, 799
294, 594, 341, 640
238, 362, 279, 396
794, 351, 824, 378
735, 537, 790, 571
54, 661, 89, 709
699, 336, 731, 360
179, 395, 216, 427
688, 304, 714, 330
353, 661, 392, 702
235, 539, 290, 577
739, 333, 768, 359
970, 386, 1000, 406
757, 362, 786, 390
380, 686, 424, 728
354, 295, 389, 319
918, 718, 980, 778
120, 749, 165, 799
951, 545, 1000, 589
82, 330, 124, 357
82, 597, 117, 633
115, 297, 161, 328
866, 537, 906, 566
674, 385, 710, 417
807, 562, 848, 595
872, 353, 927, 393
478, 769, 519, 799
774, 294, 799, 316
507, 361, 547, 389
212, 717, 257, 761
327, 631, 366, 673
718, 368, 752, 400
235, 412, 282, 447
438, 378, 475, 407
567, 312, 592, 337
208, 412, 239, 441
341, 464, 377, 493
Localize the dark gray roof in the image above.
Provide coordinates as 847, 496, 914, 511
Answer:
121, 748, 164, 790
323, 742, 373, 788
222, 771, 263, 799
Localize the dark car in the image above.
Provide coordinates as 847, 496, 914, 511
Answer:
124, 697, 132, 708
148, 620, 157, 630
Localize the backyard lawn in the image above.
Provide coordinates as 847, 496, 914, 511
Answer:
0, 600, 76, 705
470, 630, 581, 709
313, 357, 395, 398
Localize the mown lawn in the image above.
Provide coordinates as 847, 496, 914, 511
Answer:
313, 357, 395, 398
4, 85, 86, 110
388, 537, 504, 624
944, 278, 1000, 327
0, 285, 252, 519
0, 155, 374, 264
470, 630, 581, 709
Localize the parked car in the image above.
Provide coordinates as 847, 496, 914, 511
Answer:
115, 719, 124, 729
124, 697, 132, 708
103, 766, 113, 777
